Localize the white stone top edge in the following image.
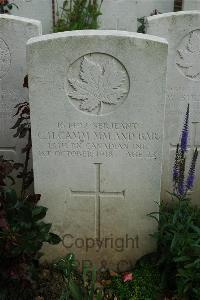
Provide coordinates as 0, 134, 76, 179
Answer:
0, 13, 42, 27
147, 10, 200, 22
27, 30, 168, 46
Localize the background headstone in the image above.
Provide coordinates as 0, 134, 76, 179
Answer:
136, 0, 174, 17
99, 0, 138, 31
28, 30, 168, 270
147, 11, 200, 204
99, 0, 174, 32
183, 0, 200, 10
12, 0, 52, 34
11, 0, 175, 34
0, 14, 42, 191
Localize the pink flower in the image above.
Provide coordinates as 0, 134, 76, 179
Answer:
10, 270, 17, 278
122, 272, 133, 282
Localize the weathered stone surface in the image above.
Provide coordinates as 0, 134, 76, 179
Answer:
99, 0, 174, 32
136, 0, 174, 17
12, 0, 174, 34
28, 30, 168, 270
183, 0, 200, 10
147, 11, 200, 204
99, 0, 138, 31
12, 0, 52, 34
0, 15, 41, 191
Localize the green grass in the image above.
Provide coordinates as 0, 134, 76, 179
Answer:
110, 258, 161, 300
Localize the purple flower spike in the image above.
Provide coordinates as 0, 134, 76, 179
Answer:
178, 181, 185, 197
173, 144, 180, 192
186, 174, 195, 190
173, 168, 179, 182
172, 104, 198, 198
186, 148, 198, 191
177, 150, 186, 197
180, 104, 189, 153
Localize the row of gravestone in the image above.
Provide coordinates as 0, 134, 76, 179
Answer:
1, 11, 200, 270
9, 0, 200, 34
11, 0, 175, 34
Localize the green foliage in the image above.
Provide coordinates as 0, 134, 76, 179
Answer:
149, 196, 200, 299
11, 100, 33, 198
0, 75, 61, 299
54, 0, 103, 33
0, 0, 18, 14
137, 17, 146, 34
137, 9, 160, 33
0, 185, 61, 299
54, 253, 103, 299
110, 260, 161, 300
148, 105, 200, 299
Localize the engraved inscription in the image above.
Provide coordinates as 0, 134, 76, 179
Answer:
176, 30, 200, 81
0, 38, 11, 78
67, 53, 129, 115
70, 163, 125, 240
37, 121, 161, 160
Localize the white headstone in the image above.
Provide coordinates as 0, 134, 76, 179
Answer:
28, 30, 168, 270
12, 0, 52, 34
0, 15, 41, 190
183, 0, 200, 10
147, 11, 200, 204
99, 0, 174, 32
99, 0, 138, 31
11, 0, 175, 34
136, 0, 174, 17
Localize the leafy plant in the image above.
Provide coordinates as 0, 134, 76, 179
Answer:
54, 253, 103, 299
0, 0, 18, 14
0, 155, 22, 187
137, 9, 160, 33
0, 76, 61, 299
110, 259, 161, 300
150, 197, 200, 300
137, 17, 147, 34
11, 75, 33, 199
54, 0, 103, 33
149, 104, 200, 299
0, 170, 61, 299
11, 98, 33, 198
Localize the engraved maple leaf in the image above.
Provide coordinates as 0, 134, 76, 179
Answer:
177, 31, 200, 79
68, 56, 127, 112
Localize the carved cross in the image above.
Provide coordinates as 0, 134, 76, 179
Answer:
70, 163, 125, 240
